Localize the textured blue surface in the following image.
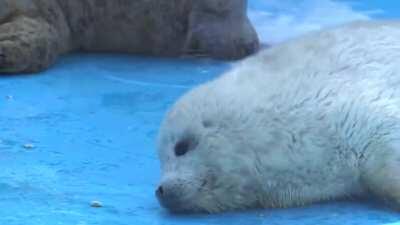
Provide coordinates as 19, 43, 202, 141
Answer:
1, 1, 400, 225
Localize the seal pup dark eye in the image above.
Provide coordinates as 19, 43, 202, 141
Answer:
202, 119, 214, 128
174, 136, 197, 157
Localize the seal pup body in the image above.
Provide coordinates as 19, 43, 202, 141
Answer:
156, 20, 400, 213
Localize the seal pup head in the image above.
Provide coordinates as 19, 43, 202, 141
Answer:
155, 84, 268, 213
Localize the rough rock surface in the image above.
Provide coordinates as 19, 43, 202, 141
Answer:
0, 0, 259, 73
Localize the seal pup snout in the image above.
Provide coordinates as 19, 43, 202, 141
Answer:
155, 179, 192, 212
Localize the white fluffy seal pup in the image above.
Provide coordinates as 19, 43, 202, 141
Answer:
156, 20, 400, 213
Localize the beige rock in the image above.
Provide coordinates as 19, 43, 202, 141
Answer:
90, 200, 103, 208
0, 0, 259, 73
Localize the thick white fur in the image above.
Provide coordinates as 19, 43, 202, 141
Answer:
157, 20, 400, 213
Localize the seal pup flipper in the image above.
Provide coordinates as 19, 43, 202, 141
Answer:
361, 140, 400, 210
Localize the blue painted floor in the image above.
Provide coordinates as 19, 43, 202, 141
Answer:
1, 1, 400, 225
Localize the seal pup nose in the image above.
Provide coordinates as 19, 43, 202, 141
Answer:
155, 185, 164, 197
155, 184, 183, 211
